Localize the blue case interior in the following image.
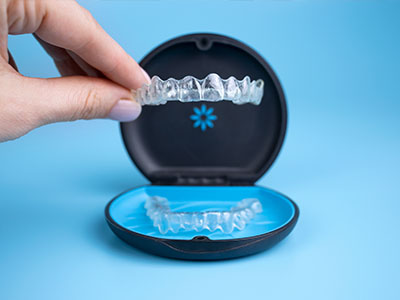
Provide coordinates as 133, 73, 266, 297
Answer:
109, 186, 296, 240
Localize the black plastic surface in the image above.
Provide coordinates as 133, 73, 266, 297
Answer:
121, 33, 287, 185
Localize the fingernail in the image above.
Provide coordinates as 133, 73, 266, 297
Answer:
108, 99, 142, 122
140, 67, 151, 84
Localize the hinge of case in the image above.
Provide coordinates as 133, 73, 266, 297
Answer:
153, 176, 253, 186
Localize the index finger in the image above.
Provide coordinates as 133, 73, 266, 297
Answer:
35, 0, 150, 89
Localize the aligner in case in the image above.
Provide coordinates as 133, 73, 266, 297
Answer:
145, 196, 263, 234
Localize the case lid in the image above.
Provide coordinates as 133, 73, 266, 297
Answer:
121, 33, 287, 185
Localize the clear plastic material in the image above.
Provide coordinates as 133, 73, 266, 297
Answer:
133, 73, 264, 106
144, 196, 263, 234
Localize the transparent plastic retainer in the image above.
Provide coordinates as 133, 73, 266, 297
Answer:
145, 196, 263, 234
133, 73, 264, 106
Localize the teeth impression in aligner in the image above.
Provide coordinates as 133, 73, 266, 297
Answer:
144, 196, 263, 234
133, 73, 264, 106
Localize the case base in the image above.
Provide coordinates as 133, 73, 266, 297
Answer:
105, 186, 299, 260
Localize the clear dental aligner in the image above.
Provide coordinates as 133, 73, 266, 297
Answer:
133, 73, 264, 106
144, 196, 263, 234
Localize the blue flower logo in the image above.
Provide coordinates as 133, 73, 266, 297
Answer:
190, 104, 217, 131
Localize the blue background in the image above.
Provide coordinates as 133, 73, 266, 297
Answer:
1, 0, 399, 299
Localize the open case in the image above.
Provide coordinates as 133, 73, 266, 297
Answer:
105, 33, 299, 260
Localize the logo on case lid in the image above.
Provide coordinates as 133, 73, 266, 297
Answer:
190, 104, 217, 131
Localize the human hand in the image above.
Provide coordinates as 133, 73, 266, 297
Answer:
0, 0, 150, 142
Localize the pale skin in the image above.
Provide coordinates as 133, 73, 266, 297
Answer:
0, 0, 150, 142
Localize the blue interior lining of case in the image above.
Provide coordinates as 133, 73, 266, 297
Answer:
109, 186, 295, 240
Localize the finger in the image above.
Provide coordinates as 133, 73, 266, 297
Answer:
34, 34, 103, 77
53, 55, 88, 77
34, 34, 90, 76
15, 75, 142, 125
0, 1, 8, 61
35, 0, 150, 89
8, 50, 18, 71
67, 49, 105, 78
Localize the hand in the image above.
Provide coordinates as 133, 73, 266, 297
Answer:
0, 0, 150, 142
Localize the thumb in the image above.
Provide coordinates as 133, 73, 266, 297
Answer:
21, 75, 141, 124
